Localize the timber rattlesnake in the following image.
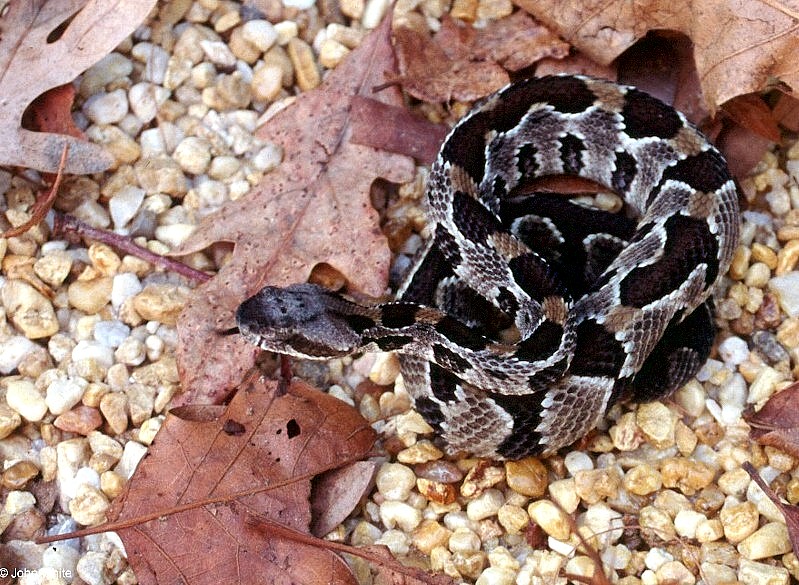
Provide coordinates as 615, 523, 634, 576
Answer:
235, 75, 740, 459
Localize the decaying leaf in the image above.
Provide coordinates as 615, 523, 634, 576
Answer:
311, 460, 377, 537
514, 0, 799, 113
744, 381, 799, 459
107, 379, 377, 585
171, 12, 415, 405
393, 12, 568, 103
0, 0, 156, 173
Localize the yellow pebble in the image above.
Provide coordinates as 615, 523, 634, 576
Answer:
750, 243, 778, 270
776, 239, 799, 275
728, 245, 750, 280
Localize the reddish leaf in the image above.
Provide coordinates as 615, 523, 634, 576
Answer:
745, 382, 799, 459
311, 461, 377, 537
350, 96, 449, 164
722, 94, 781, 142
25, 84, 85, 139
106, 379, 377, 585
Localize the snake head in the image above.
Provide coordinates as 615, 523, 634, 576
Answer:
235, 283, 364, 358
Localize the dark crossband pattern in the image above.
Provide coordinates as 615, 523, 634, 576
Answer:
236, 75, 740, 459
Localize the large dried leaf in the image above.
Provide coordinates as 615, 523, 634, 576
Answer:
514, 0, 799, 113
744, 381, 799, 458
171, 13, 415, 404
107, 379, 377, 585
0, 0, 156, 173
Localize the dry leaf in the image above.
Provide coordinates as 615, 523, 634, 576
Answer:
311, 461, 377, 537
0, 0, 156, 174
744, 381, 799, 459
721, 94, 781, 142
107, 378, 377, 585
349, 96, 449, 164
170, 12, 415, 405
514, 0, 799, 113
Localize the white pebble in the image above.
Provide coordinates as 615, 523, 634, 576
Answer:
109, 185, 146, 229
673, 510, 706, 538
466, 489, 504, 521
6, 379, 48, 421
379, 501, 422, 532
361, 0, 390, 28
72, 340, 115, 369
242, 20, 278, 52
5, 490, 36, 514
154, 224, 197, 248
114, 441, 148, 479
128, 82, 170, 124
94, 320, 130, 348
0, 335, 36, 374
139, 128, 167, 156
82, 89, 128, 125
375, 463, 415, 500
768, 271, 799, 317
252, 143, 283, 172
46, 378, 87, 415
200, 40, 237, 67
564, 451, 594, 475
282, 0, 316, 8
131, 43, 169, 84
718, 336, 749, 366
173, 136, 212, 175
644, 548, 673, 571
448, 527, 481, 553
111, 273, 143, 309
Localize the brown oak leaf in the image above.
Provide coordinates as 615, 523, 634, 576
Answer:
170, 12, 415, 405
393, 12, 568, 103
106, 378, 377, 585
514, 0, 799, 113
744, 381, 799, 459
0, 0, 156, 174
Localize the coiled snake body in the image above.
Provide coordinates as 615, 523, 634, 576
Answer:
236, 75, 740, 459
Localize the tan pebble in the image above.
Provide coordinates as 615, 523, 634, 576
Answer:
319, 39, 350, 69
131, 357, 180, 386
764, 446, 795, 472
87, 431, 124, 459
476, 0, 513, 19
69, 484, 109, 526
609, 411, 641, 450
417, 478, 456, 505
778, 225, 799, 241
263, 46, 294, 87
548, 478, 579, 513
719, 501, 759, 543
450, 0, 478, 20
0, 404, 22, 439
100, 470, 125, 500
54, 406, 103, 435
776, 239, 799, 275
737, 521, 791, 560
252, 65, 284, 102
340, 0, 364, 18
452, 551, 487, 580
68, 277, 113, 314
134, 156, 188, 196
84, 125, 141, 167
461, 460, 504, 498
623, 464, 662, 496
350, 520, 382, 546
738, 557, 790, 585
504, 457, 547, 497
100, 392, 129, 435
448, 527, 481, 553
412, 520, 452, 554
369, 352, 400, 385
674, 419, 698, 455
639, 505, 676, 540
132, 284, 190, 326
573, 468, 621, 504
2, 461, 39, 490
744, 262, 771, 287
717, 467, 750, 498
659, 457, 715, 496
173, 136, 212, 174
636, 402, 676, 448
655, 560, 695, 585
2, 280, 59, 339
748, 366, 784, 403
496, 504, 529, 534
89, 452, 118, 474
696, 517, 725, 542
137, 416, 163, 445
528, 500, 570, 540
33, 251, 72, 287
397, 440, 443, 464
376, 462, 415, 500
227, 28, 260, 63
395, 410, 434, 436
215, 72, 252, 110
88, 243, 121, 276
287, 38, 320, 91
776, 317, 799, 348
750, 243, 778, 270
728, 245, 751, 280
125, 383, 155, 426
6, 379, 48, 422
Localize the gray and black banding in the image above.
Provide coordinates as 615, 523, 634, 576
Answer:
235, 75, 740, 459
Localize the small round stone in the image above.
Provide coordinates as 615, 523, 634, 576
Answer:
69, 483, 110, 526
68, 277, 113, 314
132, 284, 190, 325
2, 280, 59, 339
379, 500, 422, 532
637, 401, 676, 448
46, 378, 87, 415
448, 527, 481, 553
737, 522, 791, 560
466, 488, 504, 521
242, 20, 278, 51
719, 501, 759, 543
83, 89, 129, 124
6, 379, 48, 422
376, 463, 416, 500
505, 457, 547, 497
0, 336, 37, 374
173, 136, 212, 174
527, 500, 570, 540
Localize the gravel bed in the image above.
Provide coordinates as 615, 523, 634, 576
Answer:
0, 1, 797, 585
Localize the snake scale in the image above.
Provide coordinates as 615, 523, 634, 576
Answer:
235, 75, 740, 459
